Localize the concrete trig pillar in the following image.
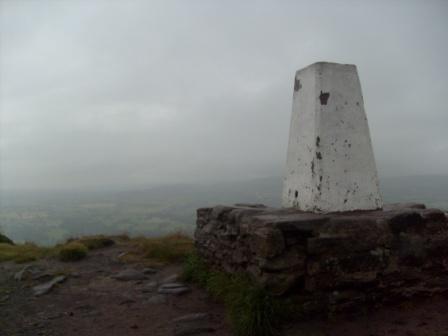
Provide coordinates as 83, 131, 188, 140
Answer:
282, 62, 383, 212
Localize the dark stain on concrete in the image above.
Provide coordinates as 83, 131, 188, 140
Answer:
294, 78, 302, 92
319, 91, 330, 105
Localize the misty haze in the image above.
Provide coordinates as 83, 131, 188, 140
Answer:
1, 0, 447, 244
0, 1, 447, 336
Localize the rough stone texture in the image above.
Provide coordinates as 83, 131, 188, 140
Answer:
283, 62, 382, 212
195, 203, 448, 315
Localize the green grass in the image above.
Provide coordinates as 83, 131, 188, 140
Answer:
0, 243, 53, 263
183, 251, 210, 286
183, 252, 286, 336
57, 242, 88, 262
126, 232, 194, 264
0, 232, 193, 267
0, 239, 94, 264
72, 235, 115, 250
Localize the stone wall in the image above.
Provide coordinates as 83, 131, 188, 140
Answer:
195, 203, 448, 314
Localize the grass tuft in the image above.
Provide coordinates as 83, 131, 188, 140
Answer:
57, 242, 88, 262
0, 232, 192, 267
183, 252, 283, 336
110, 233, 130, 242
0, 243, 52, 263
0, 234, 124, 264
183, 250, 209, 286
74, 235, 115, 250
127, 232, 193, 264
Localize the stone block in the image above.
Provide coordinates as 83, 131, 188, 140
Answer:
249, 227, 285, 258
195, 203, 448, 314
389, 211, 424, 234
257, 247, 306, 272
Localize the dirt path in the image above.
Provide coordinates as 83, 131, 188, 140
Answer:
0, 245, 231, 336
1, 244, 448, 336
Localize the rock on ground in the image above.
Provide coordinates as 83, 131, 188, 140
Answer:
111, 269, 147, 281
33, 275, 66, 296
158, 283, 190, 295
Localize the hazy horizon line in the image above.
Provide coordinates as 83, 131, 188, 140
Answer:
1, 173, 447, 194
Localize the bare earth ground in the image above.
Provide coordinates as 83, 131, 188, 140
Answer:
1, 244, 448, 336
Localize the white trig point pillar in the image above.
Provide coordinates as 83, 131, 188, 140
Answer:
282, 62, 383, 212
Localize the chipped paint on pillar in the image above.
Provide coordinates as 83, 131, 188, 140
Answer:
282, 62, 383, 212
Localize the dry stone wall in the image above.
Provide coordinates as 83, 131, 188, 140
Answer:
195, 203, 448, 315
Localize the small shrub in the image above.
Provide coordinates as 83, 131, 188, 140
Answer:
77, 235, 115, 250
58, 242, 88, 262
0, 233, 14, 245
183, 251, 283, 336
111, 233, 130, 242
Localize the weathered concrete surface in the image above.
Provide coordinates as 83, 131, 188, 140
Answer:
195, 203, 448, 314
282, 62, 382, 212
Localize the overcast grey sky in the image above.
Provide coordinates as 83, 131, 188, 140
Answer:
0, 0, 447, 190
